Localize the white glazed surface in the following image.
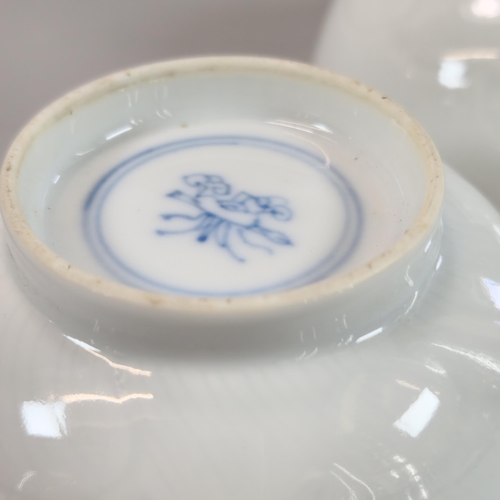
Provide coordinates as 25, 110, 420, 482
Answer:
314, 0, 500, 209
43, 119, 419, 296
0, 166, 499, 499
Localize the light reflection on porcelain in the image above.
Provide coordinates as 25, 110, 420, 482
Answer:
0, 57, 499, 499
314, 0, 500, 210
393, 387, 441, 438
468, 0, 500, 19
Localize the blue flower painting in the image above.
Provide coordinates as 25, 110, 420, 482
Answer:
156, 174, 293, 262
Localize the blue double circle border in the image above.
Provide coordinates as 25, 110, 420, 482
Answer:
83, 135, 364, 297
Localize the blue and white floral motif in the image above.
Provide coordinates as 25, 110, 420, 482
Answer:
156, 174, 293, 262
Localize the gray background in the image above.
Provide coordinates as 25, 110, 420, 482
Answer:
0, 0, 329, 158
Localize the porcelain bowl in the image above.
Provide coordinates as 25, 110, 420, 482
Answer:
314, 0, 500, 209
0, 57, 499, 499
0, 57, 442, 356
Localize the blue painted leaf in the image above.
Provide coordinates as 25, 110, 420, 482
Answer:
214, 221, 231, 247
250, 226, 293, 246
157, 213, 206, 234
167, 191, 199, 208
195, 214, 218, 242
238, 227, 272, 254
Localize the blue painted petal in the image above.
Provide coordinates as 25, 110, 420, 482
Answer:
207, 175, 224, 184
184, 174, 211, 187
206, 175, 231, 196
237, 195, 264, 214
256, 196, 271, 209
269, 205, 293, 221
218, 200, 243, 212
231, 192, 251, 202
